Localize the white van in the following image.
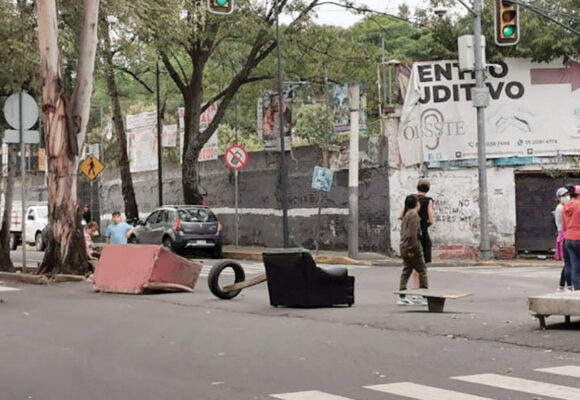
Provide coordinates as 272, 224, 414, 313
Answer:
7, 202, 49, 251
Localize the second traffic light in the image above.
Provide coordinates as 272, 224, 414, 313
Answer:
208, 0, 234, 15
494, 0, 520, 46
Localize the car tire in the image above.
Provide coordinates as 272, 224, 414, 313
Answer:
35, 232, 46, 251
207, 260, 246, 300
9, 233, 18, 251
128, 235, 138, 244
212, 245, 223, 259
162, 236, 173, 251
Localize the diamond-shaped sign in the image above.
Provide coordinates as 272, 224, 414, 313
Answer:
80, 154, 105, 180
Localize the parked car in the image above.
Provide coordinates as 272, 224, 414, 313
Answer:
132, 205, 223, 258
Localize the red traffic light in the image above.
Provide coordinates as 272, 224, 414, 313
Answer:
208, 0, 234, 15
494, 0, 520, 46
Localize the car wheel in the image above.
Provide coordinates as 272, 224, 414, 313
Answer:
35, 232, 46, 251
207, 260, 246, 300
212, 245, 223, 259
128, 235, 138, 244
162, 236, 173, 251
9, 233, 18, 250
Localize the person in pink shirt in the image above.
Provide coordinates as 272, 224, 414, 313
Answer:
562, 185, 580, 290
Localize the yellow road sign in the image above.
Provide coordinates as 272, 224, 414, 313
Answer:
80, 154, 105, 180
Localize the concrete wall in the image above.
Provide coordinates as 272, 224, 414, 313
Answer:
98, 145, 391, 253
389, 158, 580, 259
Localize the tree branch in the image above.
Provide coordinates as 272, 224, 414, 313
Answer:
201, 75, 273, 113
114, 66, 154, 93
160, 51, 187, 94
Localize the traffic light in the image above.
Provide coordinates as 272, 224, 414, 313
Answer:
208, 0, 234, 15
494, 0, 520, 46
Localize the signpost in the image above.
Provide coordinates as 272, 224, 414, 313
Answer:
225, 145, 248, 248
3, 91, 39, 269
80, 154, 105, 180
224, 145, 248, 170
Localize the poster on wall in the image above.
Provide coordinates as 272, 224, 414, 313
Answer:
126, 111, 158, 172
178, 105, 219, 162
332, 83, 368, 135
258, 92, 292, 151
162, 124, 177, 148
397, 58, 580, 166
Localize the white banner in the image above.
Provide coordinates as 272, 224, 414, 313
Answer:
178, 105, 219, 162
162, 124, 177, 148
398, 58, 580, 166
126, 111, 158, 172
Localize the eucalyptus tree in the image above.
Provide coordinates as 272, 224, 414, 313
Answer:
36, 0, 100, 275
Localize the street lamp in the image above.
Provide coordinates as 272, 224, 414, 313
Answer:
275, 0, 289, 248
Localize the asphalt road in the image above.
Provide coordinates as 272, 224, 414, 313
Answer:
1, 263, 579, 400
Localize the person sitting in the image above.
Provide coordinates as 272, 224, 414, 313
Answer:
84, 222, 99, 273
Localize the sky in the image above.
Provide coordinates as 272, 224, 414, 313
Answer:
312, 0, 430, 27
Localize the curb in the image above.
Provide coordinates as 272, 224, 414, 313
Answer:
222, 251, 373, 266
0, 271, 85, 285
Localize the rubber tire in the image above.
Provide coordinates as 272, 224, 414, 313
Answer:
35, 232, 45, 251
128, 235, 138, 244
162, 236, 173, 251
9, 233, 18, 251
208, 260, 246, 300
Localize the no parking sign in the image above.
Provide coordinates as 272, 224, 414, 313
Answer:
224, 145, 248, 170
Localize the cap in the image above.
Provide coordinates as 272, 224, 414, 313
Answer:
575, 185, 580, 195
556, 187, 568, 197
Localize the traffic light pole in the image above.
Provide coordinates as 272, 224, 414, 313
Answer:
275, 0, 289, 248
473, 0, 492, 260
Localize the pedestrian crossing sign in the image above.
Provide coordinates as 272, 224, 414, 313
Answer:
80, 154, 105, 180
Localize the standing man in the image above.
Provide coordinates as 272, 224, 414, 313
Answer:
82, 204, 92, 224
397, 195, 429, 305
105, 211, 135, 244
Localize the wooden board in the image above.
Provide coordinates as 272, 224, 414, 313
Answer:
393, 289, 473, 300
223, 273, 267, 292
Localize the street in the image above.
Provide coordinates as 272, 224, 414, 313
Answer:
1, 261, 579, 400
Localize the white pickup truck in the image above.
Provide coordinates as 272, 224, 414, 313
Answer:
8, 202, 49, 251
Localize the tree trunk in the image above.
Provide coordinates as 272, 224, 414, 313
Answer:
181, 65, 205, 205
102, 18, 139, 221
0, 146, 16, 272
36, 0, 99, 275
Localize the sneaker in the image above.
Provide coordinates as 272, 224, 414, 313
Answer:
557, 287, 567, 293
397, 297, 413, 306
413, 296, 428, 305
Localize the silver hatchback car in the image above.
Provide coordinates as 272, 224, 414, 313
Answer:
133, 205, 223, 257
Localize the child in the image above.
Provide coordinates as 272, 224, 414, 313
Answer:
398, 195, 429, 305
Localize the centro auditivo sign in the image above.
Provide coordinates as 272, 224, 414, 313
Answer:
398, 58, 580, 166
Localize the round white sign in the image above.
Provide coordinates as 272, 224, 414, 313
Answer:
3, 92, 39, 130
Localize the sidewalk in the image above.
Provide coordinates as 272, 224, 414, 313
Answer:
222, 245, 563, 268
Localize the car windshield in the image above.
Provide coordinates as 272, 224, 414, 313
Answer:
177, 207, 217, 223
37, 207, 48, 219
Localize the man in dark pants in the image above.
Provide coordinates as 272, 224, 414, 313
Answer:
398, 194, 429, 305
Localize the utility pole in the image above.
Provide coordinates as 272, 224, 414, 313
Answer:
473, 0, 492, 260
275, 0, 289, 248
348, 84, 360, 259
156, 61, 163, 207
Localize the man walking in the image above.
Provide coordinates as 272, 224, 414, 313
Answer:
105, 211, 135, 244
398, 195, 429, 305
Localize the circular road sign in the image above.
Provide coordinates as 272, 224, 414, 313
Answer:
3, 91, 38, 130
224, 145, 248, 170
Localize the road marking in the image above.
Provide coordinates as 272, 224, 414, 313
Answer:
365, 382, 494, 400
452, 373, 580, 400
271, 391, 355, 400
0, 285, 20, 292
536, 365, 580, 378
